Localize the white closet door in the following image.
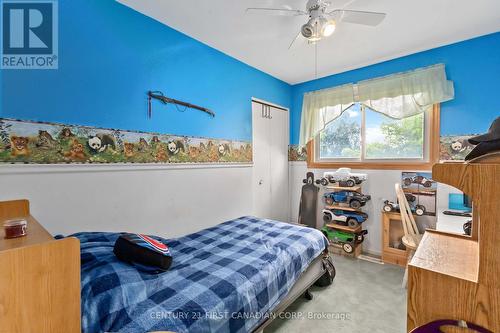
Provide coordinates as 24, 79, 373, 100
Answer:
268, 106, 289, 222
252, 102, 271, 218
252, 100, 289, 222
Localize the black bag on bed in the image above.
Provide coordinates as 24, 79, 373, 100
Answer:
113, 233, 172, 272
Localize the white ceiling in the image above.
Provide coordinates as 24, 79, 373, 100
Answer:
117, 0, 500, 84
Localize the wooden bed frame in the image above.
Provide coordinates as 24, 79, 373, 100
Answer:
0, 199, 329, 333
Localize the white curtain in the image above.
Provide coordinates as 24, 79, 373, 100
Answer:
299, 64, 454, 146
299, 83, 355, 147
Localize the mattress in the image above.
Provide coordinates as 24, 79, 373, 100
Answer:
73, 216, 328, 333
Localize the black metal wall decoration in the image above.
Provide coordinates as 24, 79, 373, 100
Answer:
147, 91, 215, 118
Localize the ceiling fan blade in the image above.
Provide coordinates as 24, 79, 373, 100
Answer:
245, 7, 307, 16
329, 9, 386, 26
288, 31, 302, 50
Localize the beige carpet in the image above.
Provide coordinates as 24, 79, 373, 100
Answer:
266, 254, 406, 333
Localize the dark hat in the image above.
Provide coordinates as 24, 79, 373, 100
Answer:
468, 117, 500, 144
465, 140, 500, 161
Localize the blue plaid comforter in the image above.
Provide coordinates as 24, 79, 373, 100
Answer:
73, 216, 328, 333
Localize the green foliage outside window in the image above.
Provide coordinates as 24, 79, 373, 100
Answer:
319, 104, 425, 160
366, 112, 424, 159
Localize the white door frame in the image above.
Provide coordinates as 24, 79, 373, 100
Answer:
251, 97, 290, 222
251, 97, 289, 112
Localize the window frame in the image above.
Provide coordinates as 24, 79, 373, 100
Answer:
307, 104, 440, 170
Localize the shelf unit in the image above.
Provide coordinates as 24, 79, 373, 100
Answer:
325, 185, 362, 192
407, 155, 500, 332
324, 204, 362, 212
323, 184, 368, 257
325, 223, 362, 233
329, 242, 362, 257
381, 211, 408, 267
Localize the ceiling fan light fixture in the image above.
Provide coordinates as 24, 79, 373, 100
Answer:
321, 20, 336, 37
301, 23, 314, 38
307, 36, 322, 43
246, 0, 387, 50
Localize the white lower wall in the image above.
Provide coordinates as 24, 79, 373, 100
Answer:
289, 162, 436, 256
0, 164, 253, 238
1, 162, 447, 255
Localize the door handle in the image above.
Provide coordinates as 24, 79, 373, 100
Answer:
259, 179, 263, 185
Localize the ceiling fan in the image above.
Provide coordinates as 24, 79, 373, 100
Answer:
246, 0, 386, 49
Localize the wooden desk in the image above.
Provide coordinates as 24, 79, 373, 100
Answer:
407, 158, 500, 332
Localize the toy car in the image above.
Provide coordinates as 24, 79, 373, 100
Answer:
463, 220, 472, 236
321, 227, 368, 253
382, 199, 426, 216
404, 193, 417, 202
403, 175, 434, 188
382, 193, 415, 207
324, 190, 371, 209
319, 168, 367, 187
322, 209, 368, 228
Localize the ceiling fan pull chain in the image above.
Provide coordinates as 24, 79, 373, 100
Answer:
315, 42, 318, 79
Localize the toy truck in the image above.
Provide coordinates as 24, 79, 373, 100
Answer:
403, 175, 434, 188
322, 209, 368, 228
321, 227, 368, 253
324, 190, 371, 209
382, 193, 426, 216
319, 168, 367, 187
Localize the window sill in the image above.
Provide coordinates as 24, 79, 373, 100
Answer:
306, 141, 438, 171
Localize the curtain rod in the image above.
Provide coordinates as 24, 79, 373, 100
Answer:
358, 63, 445, 84
304, 63, 445, 96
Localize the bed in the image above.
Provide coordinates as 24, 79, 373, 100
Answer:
73, 216, 331, 333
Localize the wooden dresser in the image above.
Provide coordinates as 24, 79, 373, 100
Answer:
407, 157, 500, 332
0, 199, 81, 333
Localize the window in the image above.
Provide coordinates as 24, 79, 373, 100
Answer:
309, 104, 439, 170
318, 104, 362, 159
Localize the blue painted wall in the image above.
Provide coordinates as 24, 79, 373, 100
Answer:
2, 0, 497, 145
0, 0, 291, 142
290, 32, 500, 144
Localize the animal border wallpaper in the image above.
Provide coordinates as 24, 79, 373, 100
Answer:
2, 116, 471, 164
0, 118, 252, 164
288, 144, 307, 161
439, 134, 477, 161
289, 136, 478, 162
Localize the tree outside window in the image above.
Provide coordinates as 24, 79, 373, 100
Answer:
318, 104, 426, 162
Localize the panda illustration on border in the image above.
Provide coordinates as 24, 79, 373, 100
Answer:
218, 143, 231, 156
167, 139, 185, 155
450, 139, 474, 153
87, 134, 116, 153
